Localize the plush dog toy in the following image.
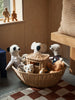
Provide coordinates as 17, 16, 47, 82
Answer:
6, 44, 23, 70
54, 60, 65, 71
23, 64, 34, 73
50, 60, 65, 73
18, 63, 34, 73
31, 42, 47, 53
17, 64, 34, 73
49, 44, 63, 63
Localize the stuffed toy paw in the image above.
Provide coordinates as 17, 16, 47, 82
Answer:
39, 68, 48, 74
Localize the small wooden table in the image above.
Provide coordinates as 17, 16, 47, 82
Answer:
51, 32, 75, 75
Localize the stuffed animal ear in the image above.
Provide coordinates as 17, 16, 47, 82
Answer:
49, 45, 52, 50
31, 42, 36, 50
40, 44, 47, 53
7, 47, 10, 52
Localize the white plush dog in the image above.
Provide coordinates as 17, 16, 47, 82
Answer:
31, 42, 47, 53
6, 44, 23, 70
49, 44, 63, 63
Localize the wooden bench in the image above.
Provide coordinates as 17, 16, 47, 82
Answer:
51, 32, 75, 75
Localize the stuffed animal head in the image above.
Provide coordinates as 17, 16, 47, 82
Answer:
7, 44, 20, 56
50, 44, 60, 56
21, 54, 28, 64
31, 42, 47, 53
54, 60, 65, 71
23, 64, 34, 73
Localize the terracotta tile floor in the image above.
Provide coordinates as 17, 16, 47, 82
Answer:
1, 80, 75, 100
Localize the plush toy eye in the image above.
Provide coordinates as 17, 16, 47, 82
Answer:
37, 46, 41, 51
18, 48, 20, 50
50, 46, 51, 48
7, 47, 10, 52
52, 48, 54, 50
13, 47, 16, 51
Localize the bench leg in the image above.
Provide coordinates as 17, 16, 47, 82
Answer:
70, 47, 75, 75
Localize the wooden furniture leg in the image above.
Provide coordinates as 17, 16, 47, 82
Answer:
69, 47, 75, 75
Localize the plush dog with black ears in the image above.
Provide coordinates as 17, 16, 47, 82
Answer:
5, 44, 23, 70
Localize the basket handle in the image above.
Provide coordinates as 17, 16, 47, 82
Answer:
12, 66, 17, 72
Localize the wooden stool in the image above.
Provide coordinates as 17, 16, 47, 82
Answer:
51, 32, 75, 75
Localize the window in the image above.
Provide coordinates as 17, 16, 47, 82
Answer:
0, 0, 11, 18
0, 0, 4, 18
0, 0, 23, 24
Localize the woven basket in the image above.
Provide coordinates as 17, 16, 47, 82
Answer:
12, 66, 66, 88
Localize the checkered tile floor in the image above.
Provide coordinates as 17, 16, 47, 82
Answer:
1, 80, 75, 100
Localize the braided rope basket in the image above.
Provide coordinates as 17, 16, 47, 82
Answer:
12, 66, 66, 88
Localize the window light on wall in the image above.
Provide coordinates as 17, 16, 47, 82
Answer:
0, 0, 23, 24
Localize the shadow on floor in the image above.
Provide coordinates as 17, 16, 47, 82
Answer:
0, 69, 28, 96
